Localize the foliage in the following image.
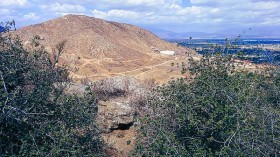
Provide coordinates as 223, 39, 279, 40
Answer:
0, 23, 105, 156
133, 54, 280, 156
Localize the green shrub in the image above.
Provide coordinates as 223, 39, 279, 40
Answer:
134, 54, 280, 156
0, 23, 105, 156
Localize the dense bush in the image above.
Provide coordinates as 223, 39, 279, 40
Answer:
0, 23, 105, 156
134, 54, 280, 156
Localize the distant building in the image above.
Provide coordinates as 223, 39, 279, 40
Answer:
160, 50, 175, 55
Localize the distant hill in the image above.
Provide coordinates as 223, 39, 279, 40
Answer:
12, 15, 197, 83
145, 27, 280, 39
144, 27, 224, 39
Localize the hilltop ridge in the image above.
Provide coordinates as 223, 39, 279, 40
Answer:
12, 14, 197, 83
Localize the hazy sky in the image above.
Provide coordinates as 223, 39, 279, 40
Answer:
0, 0, 279, 34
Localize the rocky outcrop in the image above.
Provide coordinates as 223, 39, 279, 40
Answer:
93, 76, 151, 132
92, 76, 152, 156
97, 99, 135, 133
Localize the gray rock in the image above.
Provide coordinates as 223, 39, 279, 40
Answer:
96, 99, 135, 133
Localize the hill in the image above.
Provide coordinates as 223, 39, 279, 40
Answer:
144, 27, 223, 39
12, 14, 198, 83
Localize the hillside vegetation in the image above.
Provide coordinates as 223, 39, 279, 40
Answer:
0, 24, 105, 156
133, 54, 280, 156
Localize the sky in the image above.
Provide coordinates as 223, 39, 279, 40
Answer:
0, 0, 280, 36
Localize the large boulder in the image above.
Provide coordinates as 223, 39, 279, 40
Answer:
96, 99, 135, 133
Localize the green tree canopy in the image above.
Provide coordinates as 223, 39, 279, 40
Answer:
0, 22, 105, 156
134, 54, 280, 156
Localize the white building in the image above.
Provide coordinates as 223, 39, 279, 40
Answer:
160, 50, 175, 55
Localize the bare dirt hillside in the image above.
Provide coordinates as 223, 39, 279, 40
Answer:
12, 14, 198, 83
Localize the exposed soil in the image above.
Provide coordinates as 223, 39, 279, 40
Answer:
11, 14, 199, 84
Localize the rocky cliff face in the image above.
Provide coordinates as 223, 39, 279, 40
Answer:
12, 14, 198, 83
68, 76, 152, 156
